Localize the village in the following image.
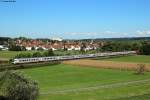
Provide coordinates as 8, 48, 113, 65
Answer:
1, 37, 103, 51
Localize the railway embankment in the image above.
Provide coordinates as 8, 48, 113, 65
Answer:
0, 61, 61, 71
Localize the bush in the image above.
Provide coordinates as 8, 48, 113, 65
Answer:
15, 53, 31, 58
32, 52, 42, 57
43, 49, 55, 57
37, 47, 44, 51
21, 46, 27, 51
9, 44, 27, 51
135, 64, 145, 75
31, 47, 35, 50
9, 45, 22, 51
0, 71, 39, 100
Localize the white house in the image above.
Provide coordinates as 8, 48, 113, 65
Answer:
67, 45, 75, 51
51, 47, 57, 51
26, 47, 32, 50
0, 45, 4, 49
74, 45, 81, 51
51, 37, 63, 41
0, 45, 8, 50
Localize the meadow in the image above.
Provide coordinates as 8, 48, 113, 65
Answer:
0, 51, 38, 60
98, 55, 150, 63
1, 51, 150, 99
21, 63, 150, 100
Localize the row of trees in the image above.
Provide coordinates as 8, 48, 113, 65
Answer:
9, 44, 27, 51
98, 41, 150, 55
100, 41, 141, 52
15, 49, 55, 58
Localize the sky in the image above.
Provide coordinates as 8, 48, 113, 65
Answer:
0, 0, 150, 39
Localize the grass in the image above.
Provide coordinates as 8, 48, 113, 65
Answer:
1, 50, 150, 63
96, 55, 150, 63
20, 64, 150, 100
0, 51, 38, 59
114, 94, 150, 100
1, 51, 150, 99
40, 82, 150, 100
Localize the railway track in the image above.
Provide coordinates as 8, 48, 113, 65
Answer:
12, 51, 136, 64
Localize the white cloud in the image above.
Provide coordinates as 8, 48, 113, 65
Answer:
64, 32, 98, 35
104, 31, 116, 34
136, 30, 150, 36
64, 31, 129, 38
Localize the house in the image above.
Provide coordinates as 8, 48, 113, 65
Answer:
74, 45, 81, 50
66, 45, 74, 51
0, 45, 8, 50
51, 43, 63, 51
51, 37, 63, 41
26, 47, 32, 50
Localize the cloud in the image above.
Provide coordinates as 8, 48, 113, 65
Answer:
47, 30, 150, 39
136, 30, 150, 36
64, 32, 98, 35
64, 31, 117, 35
104, 31, 116, 34
64, 31, 129, 38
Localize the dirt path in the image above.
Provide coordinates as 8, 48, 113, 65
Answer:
41, 79, 150, 94
63, 59, 150, 71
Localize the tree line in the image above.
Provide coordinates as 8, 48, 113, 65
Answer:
98, 41, 150, 55
15, 49, 55, 58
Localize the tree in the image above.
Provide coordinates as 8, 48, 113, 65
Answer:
0, 71, 39, 100
140, 42, 150, 55
9, 44, 22, 51
131, 43, 140, 51
31, 47, 35, 50
63, 41, 67, 51
43, 51, 49, 57
21, 46, 27, 51
37, 47, 44, 51
43, 49, 55, 57
9, 44, 27, 51
80, 43, 86, 54
32, 52, 42, 57
47, 49, 55, 56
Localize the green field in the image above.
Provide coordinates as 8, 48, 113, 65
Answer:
1, 51, 150, 63
96, 55, 150, 63
0, 51, 37, 60
1, 51, 150, 99
21, 64, 150, 100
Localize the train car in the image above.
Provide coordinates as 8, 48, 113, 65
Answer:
12, 51, 136, 64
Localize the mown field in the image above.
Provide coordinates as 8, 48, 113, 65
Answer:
21, 62, 150, 100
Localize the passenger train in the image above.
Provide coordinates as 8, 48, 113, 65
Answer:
12, 51, 136, 64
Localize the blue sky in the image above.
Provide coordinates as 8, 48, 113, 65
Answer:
0, 0, 150, 39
